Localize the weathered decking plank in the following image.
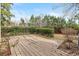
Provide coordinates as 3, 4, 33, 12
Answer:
26, 35, 69, 56
9, 37, 17, 56
9, 35, 69, 56
18, 36, 44, 56
15, 36, 40, 56
22, 35, 53, 56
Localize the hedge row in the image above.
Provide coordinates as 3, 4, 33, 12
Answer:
1, 27, 27, 36
28, 27, 54, 36
1, 27, 54, 37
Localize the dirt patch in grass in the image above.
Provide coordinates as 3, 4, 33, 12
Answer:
53, 34, 66, 40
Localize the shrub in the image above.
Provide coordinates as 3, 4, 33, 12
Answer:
28, 27, 37, 34
61, 28, 78, 35
38, 28, 52, 35
1, 27, 28, 36
28, 27, 54, 37
1, 27, 54, 37
61, 28, 78, 49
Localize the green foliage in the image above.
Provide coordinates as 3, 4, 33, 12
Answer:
29, 15, 67, 33
1, 27, 53, 37
28, 27, 37, 33
1, 27, 27, 36
66, 19, 79, 31
19, 18, 26, 26
72, 24, 79, 30
1, 3, 13, 26
29, 15, 35, 26
42, 15, 50, 27
28, 27, 54, 37
30, 15, 35, 23
29, 15, 42, 27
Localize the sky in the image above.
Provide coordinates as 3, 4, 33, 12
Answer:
11, 3, 65, 22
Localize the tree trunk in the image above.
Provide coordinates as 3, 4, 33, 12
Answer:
78, 33, 79, 49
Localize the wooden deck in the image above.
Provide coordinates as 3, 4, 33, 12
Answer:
9, 35, 70, 56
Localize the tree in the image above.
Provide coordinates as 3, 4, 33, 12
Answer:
42, 15, 51, 28
0, 3, 14, 26
63, 3, 79, 49
29, 15, 35, 27
60, 28, 77, 49
29, 15, 67, 33
75, 13, 79, 48
63, 3, 79, 24
19, 18, 26, 27
34, 16, 41, 27
29, 15, 43, 27
49, 16, 66, 33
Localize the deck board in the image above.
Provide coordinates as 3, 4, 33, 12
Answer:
19, 36, 44, 56
9, 35, 70, 56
